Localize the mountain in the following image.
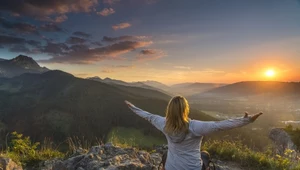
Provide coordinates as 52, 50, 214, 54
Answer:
170, 82, 226, 96
190, 81, 300, 100
140, 80, 170, 91
87, 77, 171, 95
0, 55, 48, 77
0, 70, 215, 143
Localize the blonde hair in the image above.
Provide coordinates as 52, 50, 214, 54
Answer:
164, 95, 190, 135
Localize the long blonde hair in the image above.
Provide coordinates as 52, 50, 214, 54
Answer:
164, 95, 190, 135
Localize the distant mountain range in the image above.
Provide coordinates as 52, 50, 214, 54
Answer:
0, 55, 48, 77
87, 76, 172, 95
170, 82, 226, 96
86, 77, 227, 96
190, 81, 300, 100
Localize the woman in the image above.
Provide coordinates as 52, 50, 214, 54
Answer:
125, 96, 263, 170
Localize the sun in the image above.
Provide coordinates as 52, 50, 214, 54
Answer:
265, 69, 275, 77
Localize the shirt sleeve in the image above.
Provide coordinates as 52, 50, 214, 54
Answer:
190, 117, 252, 136
127, 104, 165, 132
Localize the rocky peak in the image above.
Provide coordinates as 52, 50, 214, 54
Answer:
10, 55, 40, 69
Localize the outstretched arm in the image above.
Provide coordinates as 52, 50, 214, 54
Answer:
125, 100, 165, 132
190, 112, 263, 136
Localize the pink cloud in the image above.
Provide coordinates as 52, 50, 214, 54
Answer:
97, 8, 115, 16
112, 22, 131, 30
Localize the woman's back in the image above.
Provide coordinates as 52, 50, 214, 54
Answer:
164, 126, 203, 170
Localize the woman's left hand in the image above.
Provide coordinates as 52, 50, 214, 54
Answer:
244, 112, 263, 122
124, 100, 134, 107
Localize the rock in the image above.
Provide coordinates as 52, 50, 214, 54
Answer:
51, 145, 157, 170
269, 128, 297, 155
0, 157, 23, 170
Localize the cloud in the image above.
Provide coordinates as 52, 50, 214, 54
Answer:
111, 65, 135, 69
9, 45, 31, 53
174, 66, 191, 70
112, 22, 131, 30
97, 8, 115, 16
72, 31, 91, 38
91, 41, 102, 46
39, 23, 63, 32
70, 44, 89, 52
103, 0, 120, 5
39, 40, 153, 64
0, 17, 38, 34
140, 49, 156, 55
201, 69, 225, 74
137, 49, 166, 61
41, 42, 70, 56
40, 15, 68, 23
65, 36, 87, 44
0, 35, 42, 51
102, 35, 147, 42
101, 69, 114, 73
26, 40, 42, 47
0, 35, 26, 45
0, 0, 98, 21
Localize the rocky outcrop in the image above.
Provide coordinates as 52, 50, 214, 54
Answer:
269, 128, 297, 155
36, 144, 246, 170
46, 143, 159, 170
0, 157, 23, 170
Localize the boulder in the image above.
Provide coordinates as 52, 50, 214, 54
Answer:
269, 128, 297, 155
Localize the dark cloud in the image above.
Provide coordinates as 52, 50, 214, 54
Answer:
140, 49, 157, 55
0, 17, 38, 34
9, 44, 31, 53
40, 15, 68, 23
102, 35, 146, 42
39, 23, 63, 32
39, 40, 152, 64
65, 36, 87, 44
0, 0, 98, 21
91, 41, 102, 46
137, 49, 166, 61
26, 40, 41, 47
0, 35, 26, 45
72, 31, 91, 38
41, 42, 69, 56
70, 44, 89, 52
0, 35, 41, 50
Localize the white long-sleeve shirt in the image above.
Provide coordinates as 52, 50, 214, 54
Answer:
127, 104, 252, 170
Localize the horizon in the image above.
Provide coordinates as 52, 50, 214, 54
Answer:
1, 0, 300, 84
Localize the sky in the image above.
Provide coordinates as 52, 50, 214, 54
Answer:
0, 0, 300, 85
